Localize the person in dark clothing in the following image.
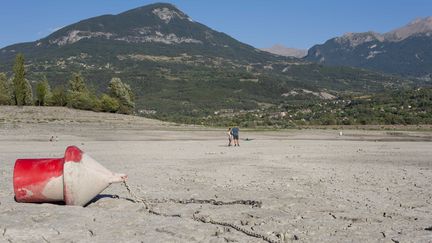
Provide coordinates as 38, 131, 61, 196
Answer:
231, 127, 240, 146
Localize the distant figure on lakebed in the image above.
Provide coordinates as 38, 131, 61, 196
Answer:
231, 127, 240, 147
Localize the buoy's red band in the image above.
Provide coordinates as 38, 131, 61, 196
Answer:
13, 158, 64, 202
64, 146, 83, 163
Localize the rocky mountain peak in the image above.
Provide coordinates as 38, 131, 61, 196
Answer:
409, 16, 432, 25
119, 3, 191, 24
152, 6, 192, 23
306, 16, 432, 77
336, 31, 384, 47
39, 2, 202, 47
330, 16, 432, 48
385, 16, 432, 41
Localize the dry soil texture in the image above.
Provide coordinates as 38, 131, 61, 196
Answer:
0, 107, 431, 242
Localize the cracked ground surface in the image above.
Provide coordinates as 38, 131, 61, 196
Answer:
0, 107, 431, 242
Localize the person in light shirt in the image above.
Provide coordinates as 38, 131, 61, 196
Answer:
227, 127, 233, 146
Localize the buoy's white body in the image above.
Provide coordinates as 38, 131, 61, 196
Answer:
14, 146, 126, 206
64, 152, 126, 206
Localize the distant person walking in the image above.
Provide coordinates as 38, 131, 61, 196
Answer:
227, 127, 233, 146
231, 126, 240, 146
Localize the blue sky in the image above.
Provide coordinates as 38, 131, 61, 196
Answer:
0, 0, 430, 49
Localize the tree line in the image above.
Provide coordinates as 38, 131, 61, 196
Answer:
0, 53, 135, 114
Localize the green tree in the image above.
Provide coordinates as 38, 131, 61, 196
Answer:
23, 78, 33, 105
66, 73, 97, 110
68, 73, 88, 93
0, 73, 11, 105
51, 86, 68, 106
100, 94, 120, 112
35, 77, 52, 106
67, 91, 96, 110
108, 77, 135, 114
12, 53, 33, 105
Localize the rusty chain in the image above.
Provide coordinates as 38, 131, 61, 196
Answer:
193, 212, 280, 243
122, 181, 280, 243
146, 197, 262, 208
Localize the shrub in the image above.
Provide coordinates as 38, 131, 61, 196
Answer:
0, 73, 11, 105
100, 94, 120, 113
35, 78, 52, 106
67, 91, 97, 111
51, 86, 68, 106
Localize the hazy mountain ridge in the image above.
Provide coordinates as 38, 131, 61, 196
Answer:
261, 44, 307, 58
306, 17, 432, 78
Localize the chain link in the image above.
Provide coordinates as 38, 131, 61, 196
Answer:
193, 212, 280, 243
123, 181, 180, 217
147, 197, 262, 208
122, 181, 280, 243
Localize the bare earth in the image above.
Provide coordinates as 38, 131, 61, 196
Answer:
0, 107, 431, 243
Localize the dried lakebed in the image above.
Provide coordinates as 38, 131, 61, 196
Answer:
0, 107, 431, 242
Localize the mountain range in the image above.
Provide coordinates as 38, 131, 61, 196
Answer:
0, 3, 416, 121
306, 17, 432, 78
0, 3, 281, 66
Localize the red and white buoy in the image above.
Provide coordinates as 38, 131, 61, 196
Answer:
13, 146, 127, 206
